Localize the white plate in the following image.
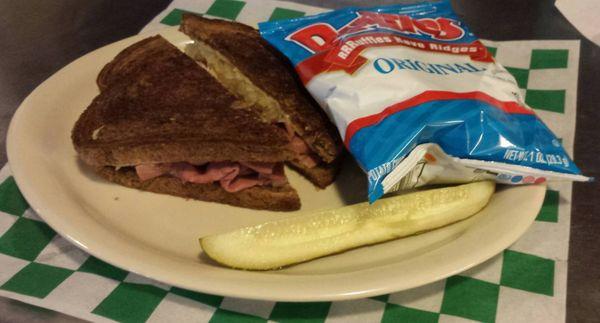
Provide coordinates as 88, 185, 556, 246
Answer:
7, 27, 546, 301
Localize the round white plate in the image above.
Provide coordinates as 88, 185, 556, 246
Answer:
7, 27, 546, 301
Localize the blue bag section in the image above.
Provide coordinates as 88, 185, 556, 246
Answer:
351, 99, 579, 201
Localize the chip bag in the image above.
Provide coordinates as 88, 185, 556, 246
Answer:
259, 0, 589, 202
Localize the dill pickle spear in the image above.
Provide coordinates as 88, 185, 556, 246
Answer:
201, 181, 495, 270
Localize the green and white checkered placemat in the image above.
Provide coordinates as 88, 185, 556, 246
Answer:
0, 0, 581, 322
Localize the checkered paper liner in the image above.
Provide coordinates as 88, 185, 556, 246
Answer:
0, 0, 581, 322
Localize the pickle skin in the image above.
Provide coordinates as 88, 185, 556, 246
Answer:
200, 181, 496, 270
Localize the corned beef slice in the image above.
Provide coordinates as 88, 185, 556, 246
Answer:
135, 161, 287, 192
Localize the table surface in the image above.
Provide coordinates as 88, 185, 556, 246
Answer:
1, 0, 598, 322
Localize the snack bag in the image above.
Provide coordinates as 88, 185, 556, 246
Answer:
259, 0, 589, 202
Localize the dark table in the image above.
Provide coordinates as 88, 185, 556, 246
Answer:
1, 0, 598, 322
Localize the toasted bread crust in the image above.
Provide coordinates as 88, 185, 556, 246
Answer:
97, 166, 301, 211
77, 140, 295, 167
97, 35, 163, 91
73, 36, 293, 166
288, 156, 343, 189
180, 15, 342, 163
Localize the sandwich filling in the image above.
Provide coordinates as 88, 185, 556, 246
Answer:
279, 122, 319, 168
135, 161, 287, 192
186, 41, 285, 123
186, 41, 321, 169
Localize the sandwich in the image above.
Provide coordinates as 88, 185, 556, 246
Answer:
72, 35, 302, 211
179, 14, 342, 188
72, 28, 342, 211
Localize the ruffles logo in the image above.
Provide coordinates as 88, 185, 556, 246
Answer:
288, 11, 467, 54
285, 11, 492, 84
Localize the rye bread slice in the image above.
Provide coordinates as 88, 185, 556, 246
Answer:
179, 14, 343, 164
72, 35, 295, 167
97, 167, 301, 211
287, 156, 344, 189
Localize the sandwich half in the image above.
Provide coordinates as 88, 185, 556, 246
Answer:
72, 35, 301, 211
179, 14, 343, 188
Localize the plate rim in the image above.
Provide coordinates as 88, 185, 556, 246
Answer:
6, 27, 547, 302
